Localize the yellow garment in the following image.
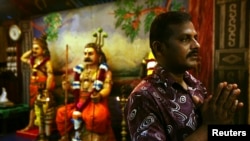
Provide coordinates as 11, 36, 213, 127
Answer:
34, 98, 49, 126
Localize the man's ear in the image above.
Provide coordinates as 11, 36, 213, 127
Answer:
152, 41, 162, 54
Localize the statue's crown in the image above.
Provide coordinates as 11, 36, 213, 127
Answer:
92, 27, 108, 50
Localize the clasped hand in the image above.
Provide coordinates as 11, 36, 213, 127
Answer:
194, 82, 243, 125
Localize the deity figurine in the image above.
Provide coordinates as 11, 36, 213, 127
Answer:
19, 34, 55, 140
0, 87, 8, 102
56, 28, 116, 141
0, 87, 14, 107
141, 51, 157, 78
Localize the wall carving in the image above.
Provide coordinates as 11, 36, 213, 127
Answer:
214, 0, 249, 124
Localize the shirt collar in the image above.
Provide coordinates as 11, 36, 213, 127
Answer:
152, 64, 198, 88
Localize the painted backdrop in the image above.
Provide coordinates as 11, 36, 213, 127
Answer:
32, 2, 151, 80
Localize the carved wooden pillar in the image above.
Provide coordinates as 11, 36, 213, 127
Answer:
19, 20, 33, 104
214, 0, 249, 124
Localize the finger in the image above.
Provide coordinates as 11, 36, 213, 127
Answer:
214, 84, 234, 120
223, 88, 240, 110
201, 95, 212, 111
210, 82, 227, 104
237, 102, 244, 109
227, 100, 238, 120
232, 83, 238, 89
192, 95, 202, 106
217, 84, 234, 106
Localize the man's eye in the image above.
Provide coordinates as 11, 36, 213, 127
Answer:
180, 37, 190, 42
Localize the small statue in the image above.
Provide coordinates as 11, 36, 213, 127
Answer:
0, 87, 8, 102
141, 51, 157, 78
0, 87, 14, 107
35, 89, 55, 141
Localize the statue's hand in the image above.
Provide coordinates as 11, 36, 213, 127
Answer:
61, 74, 71, 91
62, 80, 71, 91
91, 92, 102, 103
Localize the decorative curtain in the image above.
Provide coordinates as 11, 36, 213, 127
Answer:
189, 0, 214, 94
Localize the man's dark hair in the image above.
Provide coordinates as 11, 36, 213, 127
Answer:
149, 11, 192, 49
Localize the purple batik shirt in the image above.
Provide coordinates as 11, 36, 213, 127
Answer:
124, 65, 207, 141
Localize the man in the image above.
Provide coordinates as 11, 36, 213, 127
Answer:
19, 34, 55, 136
56, 40, 116, 141
124, 11, 244, 141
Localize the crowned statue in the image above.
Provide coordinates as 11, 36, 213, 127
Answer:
18, 34, 55, 141
56, 28, 116, 141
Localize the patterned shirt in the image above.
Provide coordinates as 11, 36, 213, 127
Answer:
124, 65, 207, 141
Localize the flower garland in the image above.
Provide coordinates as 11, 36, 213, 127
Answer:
72, 63, 108, 111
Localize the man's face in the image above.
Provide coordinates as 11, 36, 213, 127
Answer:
32, 44, 43, 57
83, 47, 99, 65
159, 21, 200, 72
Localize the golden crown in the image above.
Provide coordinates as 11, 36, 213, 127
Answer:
92, 27, 108, 50
33, 34, 47, 47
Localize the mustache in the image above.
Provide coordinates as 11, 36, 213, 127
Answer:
186, 49, 199, 58
84, 58, 93, 62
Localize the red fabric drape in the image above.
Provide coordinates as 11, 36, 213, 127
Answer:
189, 0, 214, 94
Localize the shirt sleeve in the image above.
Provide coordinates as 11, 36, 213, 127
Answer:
124, 90, 167, 141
